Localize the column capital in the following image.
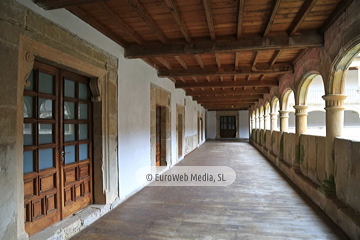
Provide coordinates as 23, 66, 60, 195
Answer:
279, 110, 290, 118
322, 94, 347, 109
294, 105, 308, 116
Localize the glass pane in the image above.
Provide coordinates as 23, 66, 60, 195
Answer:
79, 144, 88, 161
78, 103, 88, 120
79, 124, 88, 140
24, 96, 33, 118
24, 70, 34, 91
64, 79, 75, 98
64, 124, 75, 141
79, 83, 88, 100
64, 145, 76, 164
39, 148, 54, 170
39, 72, 54, 95
39, 98, 53, 119
64, 101, 75, 119
23, 151, 34, 174
23, 123, 33, 146
39, 124, 53, 144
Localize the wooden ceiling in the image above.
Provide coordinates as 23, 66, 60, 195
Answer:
35, 0, 351, 111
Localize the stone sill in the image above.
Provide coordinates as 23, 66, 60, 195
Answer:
30, 204, 112, 240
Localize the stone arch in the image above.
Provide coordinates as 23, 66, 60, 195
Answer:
296, 71, 324, 105
271, 96, 280, 113
280, 88, 294, 111
329, 32, 360, 94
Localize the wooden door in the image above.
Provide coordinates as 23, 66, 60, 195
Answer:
220, 116, 236, 138
60, 70, 92, 219
156, 106, 161, 166
177, 114, 183, 158
23, 62, 61, 236
23, 62, 92, 236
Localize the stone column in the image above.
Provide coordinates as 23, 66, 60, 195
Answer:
259, 115, 264, 129
322, 94, 347, 178
294, 105, 308, 136
293, 105, 308, 170
264, 114, 270, 130
250, 117, 255, 130
270, 113, 278, 131
279, 110, 290, 133
255, 115, 259, 129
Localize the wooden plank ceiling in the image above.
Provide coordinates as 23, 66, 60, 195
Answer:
35, 0, 349, 111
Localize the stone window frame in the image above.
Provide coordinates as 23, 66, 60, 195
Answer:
150, 83, 171, 168
176, 104, 185, 159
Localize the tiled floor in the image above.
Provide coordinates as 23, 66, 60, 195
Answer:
72, 141, 348, 240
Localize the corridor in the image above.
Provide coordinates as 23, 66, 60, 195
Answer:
72, 141, 348, 240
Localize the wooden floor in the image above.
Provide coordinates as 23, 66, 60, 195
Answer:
72, 141, 349, 240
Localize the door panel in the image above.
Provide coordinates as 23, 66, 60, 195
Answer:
220, 116, 236, 138
60, 70, 92, 219
23, 62, 92, 236
23, 62, 60, 236
156, 106, 161, 166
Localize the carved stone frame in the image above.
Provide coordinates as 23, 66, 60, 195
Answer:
18, 36, 118, 236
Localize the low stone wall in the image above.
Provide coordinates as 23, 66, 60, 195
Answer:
283, 132, 296, 166
271, 131, 281, 156
251, 132, 360, 240
265, 130, 272, 151
299, 135, 326, 186
335, 138, 360, 214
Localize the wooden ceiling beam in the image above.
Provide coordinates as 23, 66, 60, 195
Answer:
67, 6, 127, 46
176, 80, 278, 89
252, 51, 260, 67
186, 88, 270, 96
194, 54, 205, 69
319, 0, 354, 32
174, 56, 188, 69
215, 53, 221, 69
235, 52, 240, 69
288, 0, 319, 36
207, 108, 249, 111
291, 49, 308, 64
237, 0, 245, 39
270, 50, 282, 66
197, 99, 257, 104
155, 57, 172, 70
159, 63, 293, 78
97, 2, 145, 45
202, 104, 251, 109
193, 94, 263, 100
126, 0, 167, 44
164, 0, 192, 42
202, 0, 216, 40
125, 33, 323, 58
263, 0, 282, 37
35, 0, 109, 10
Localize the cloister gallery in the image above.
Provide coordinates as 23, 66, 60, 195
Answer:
0, 0, 360, 239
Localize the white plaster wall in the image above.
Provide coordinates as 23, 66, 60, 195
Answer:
16, 0, 206, 200
205, 110, 249, 139
239, 110, 249, 138
206, 111, 216, 139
